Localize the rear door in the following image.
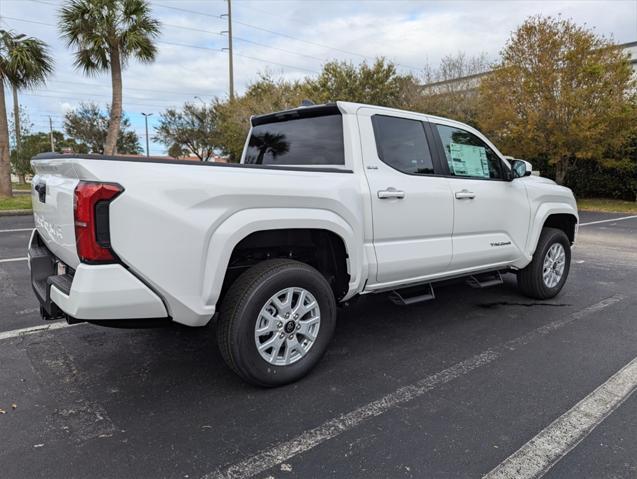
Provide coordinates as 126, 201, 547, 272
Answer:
430, 121, 530, 271
357, 108, 454, 286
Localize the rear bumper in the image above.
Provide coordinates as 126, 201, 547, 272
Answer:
28, 230, 168, 322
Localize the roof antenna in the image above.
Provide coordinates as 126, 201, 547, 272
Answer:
300, 99, 315, 107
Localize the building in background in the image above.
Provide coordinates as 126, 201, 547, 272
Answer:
421, 40, 637, 95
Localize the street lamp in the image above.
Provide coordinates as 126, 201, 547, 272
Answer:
141, 112, 153, 158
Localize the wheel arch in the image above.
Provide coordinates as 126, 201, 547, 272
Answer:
524, 203, 578, 259
543, 213, 578, 243
201, 208, 364, 309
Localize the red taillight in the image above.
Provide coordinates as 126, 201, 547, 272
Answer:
74, 181, 123, 263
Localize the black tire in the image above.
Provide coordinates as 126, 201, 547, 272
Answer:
517, 227, 571, 299
217, 259, 336, 387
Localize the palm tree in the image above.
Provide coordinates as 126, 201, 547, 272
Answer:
0, 30, 53, 198
59, 0, 160, 155
249, 132, 290, 164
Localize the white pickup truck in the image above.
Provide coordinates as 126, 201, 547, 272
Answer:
29, 102, 578, 386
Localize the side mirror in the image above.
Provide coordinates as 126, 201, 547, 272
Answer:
511, 159, 532, 179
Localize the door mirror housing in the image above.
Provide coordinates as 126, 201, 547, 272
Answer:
510, 159, 532, 179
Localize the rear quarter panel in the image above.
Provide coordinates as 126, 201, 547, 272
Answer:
77, 160, 368, 326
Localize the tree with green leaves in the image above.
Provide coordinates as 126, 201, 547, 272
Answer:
167, 143, 186, 159
306, 58, 415, 107
214, 74, 307, 161
214, 60, 418, 161
9, 104, 33, 183
64, 102, 142, 154
59, 0, 160, 155
154, 102, 220, 161
477, 15, 637, 185
0, 29, 53, 197
13, 131, 88, 169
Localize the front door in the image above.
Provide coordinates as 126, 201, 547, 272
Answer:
431, 121, 530, 271
357, 108, 454, 286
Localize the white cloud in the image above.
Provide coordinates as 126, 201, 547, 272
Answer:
59, 102, 74, 112
0, 0, 634, 154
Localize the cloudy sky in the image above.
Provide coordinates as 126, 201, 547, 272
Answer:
1, 0, 635, 155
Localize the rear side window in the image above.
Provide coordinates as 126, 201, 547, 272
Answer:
435, 124, 504, 179
244, 114, 344, 165
371, 115, 434, 175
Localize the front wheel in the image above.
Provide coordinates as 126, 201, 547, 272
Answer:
517, 227, 571, 299
217, 259, 336, 387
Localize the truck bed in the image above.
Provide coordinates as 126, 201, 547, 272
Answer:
30, 153, 364, 326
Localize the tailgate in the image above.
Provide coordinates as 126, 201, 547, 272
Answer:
31, 159, 81, 269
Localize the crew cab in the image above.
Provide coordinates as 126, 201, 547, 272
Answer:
28, 102, 578, 386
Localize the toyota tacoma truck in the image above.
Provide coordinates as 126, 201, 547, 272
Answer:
28, 102, 578, 386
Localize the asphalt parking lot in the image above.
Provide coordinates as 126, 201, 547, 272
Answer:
1, 212, 636, 478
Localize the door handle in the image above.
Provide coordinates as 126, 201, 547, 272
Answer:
378, 188, 405, 199
455, 189, 475, 200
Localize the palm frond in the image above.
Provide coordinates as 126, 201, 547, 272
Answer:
0, 29, 54, 89
59, 0, 160, 72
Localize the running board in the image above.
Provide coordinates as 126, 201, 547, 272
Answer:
466, 271, 503, 289
389, 283, 435, 306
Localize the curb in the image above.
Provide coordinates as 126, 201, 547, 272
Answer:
0, 210, 32, 217
578, 209, 637, 215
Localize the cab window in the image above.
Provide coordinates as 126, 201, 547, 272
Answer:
372, 115, 435, 175
435, 124, 505, 180
245, 113, 344, 165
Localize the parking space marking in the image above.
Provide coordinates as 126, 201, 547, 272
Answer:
579, 215, 637, 226
0, 227, 33, 233
0, 321, 80, 341
484, 355, 637, 479
0, 257, 28, 263
206, 295, 624, 479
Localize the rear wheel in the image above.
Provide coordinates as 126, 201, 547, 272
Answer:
217, 259, 336, 387
517, 227, 571, 299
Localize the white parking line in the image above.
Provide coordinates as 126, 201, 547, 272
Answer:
484, 355, 637, 479
579, 215, 637, 226
0, 320, 81, 341
0, 227, 33, 233
0, 256, 27, 263
206, 295, 623, 479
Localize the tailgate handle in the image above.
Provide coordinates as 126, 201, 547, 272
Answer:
34, 183, 46, 203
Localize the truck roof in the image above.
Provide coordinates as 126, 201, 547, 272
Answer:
250, 101, 464, 127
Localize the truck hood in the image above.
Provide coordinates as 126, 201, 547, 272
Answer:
522, 175, 557, 186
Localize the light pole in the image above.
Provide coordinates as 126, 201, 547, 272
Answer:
141, 112, 153, 158
49, 116, 55, 152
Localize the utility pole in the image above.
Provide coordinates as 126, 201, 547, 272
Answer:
221, 0, 234, 100
49, 116, 55, 152
141, 113, 152, 158
12, 87, 21, 165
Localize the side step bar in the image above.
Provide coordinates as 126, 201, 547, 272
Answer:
389, 283, 435, 306
466, 271, 503, 289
